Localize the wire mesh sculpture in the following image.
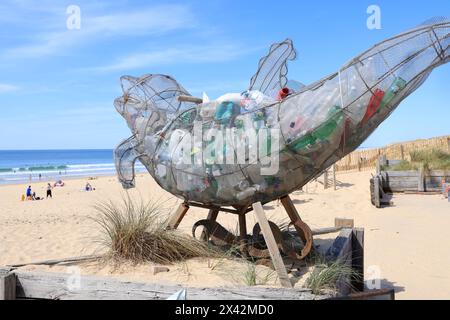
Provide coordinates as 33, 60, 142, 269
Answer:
114, 18, 449, 208
113, 19, 448, 277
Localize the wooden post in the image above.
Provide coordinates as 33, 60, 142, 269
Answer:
418, 166, 425, 192
351, 228, 365, 292
333, 164, 337, 190
324, 169, 329, 189
447, 137, 450, 154
374, 176, 381, 208
238, 213, 247, 242
167, 203, 189, 230
0, 272, 16, 300
357, 158, 361, 172
335, 218, 354, 229
200, 209, 219, 241
400, 145, 405, 160
252, 202, 292, 288
376, 157, 381, 175
177, 95, 203, 104
380, 154, 387, 168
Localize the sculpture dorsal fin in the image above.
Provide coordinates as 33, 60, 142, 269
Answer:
249, 39, 297, 97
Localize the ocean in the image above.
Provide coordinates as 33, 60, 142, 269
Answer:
0, 149, 145, 185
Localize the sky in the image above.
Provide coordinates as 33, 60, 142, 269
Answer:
0, 0, 448, 150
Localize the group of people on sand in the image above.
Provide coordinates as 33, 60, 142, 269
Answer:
25, 183, 54, 201
23, 180, 95, 201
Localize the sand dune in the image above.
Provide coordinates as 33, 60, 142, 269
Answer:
1, 170, 449, 299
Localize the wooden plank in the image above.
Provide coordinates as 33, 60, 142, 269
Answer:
325, 228, 352, 262
0, 271, 16, 300
311, 226, 343, 236
418, 167, 425, 192
7, 255, 102, 268
333, 288, 395, 300
379, 154, 387, 168
385, 170, 418, 177
376, 157, 381, 175
351, 228, 364, 292
325, 228, 353, 296
0, 268, 323, 300
167, 203, 189, 230
333, 164, 337, 190
252, 202, 292, 288
374, 176, 381, 208
335, 218, 354, 228
177, 95, 203, 104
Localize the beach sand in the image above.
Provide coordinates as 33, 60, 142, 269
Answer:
1, 170, 449, 299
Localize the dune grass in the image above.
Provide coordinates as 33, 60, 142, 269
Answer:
306, 255, 361, 295
92, 196, 217, 265
386, 149, 450, 171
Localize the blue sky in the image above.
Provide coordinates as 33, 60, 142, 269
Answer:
0, 0, 448, 150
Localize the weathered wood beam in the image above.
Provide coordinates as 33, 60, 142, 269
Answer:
351, 228, 365, 292
325, 228, 353, 296
335, 218, 354, 229
0, 268, 323, 300
7, 255, 102, 269
252, 202, 292, 288
177, 95, 203, 104
0, 270, 16, 300
167, 203, 189, 230
418, 166, 425, 192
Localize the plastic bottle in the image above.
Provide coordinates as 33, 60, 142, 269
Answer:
359, 88, 385, 127
199, 102, 218, 120
377, 77, 407, 112
236, 185, 260, 201
277, 88, 290, 100
313, 105, 344, 142
253, 111, 266, 131
238, 180, 250, 191
289, 132, 317, 152
215, 101, 240, 124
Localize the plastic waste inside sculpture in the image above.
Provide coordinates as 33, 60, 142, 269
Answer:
114, 18, 449, 271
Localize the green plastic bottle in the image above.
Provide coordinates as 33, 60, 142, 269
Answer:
290, 133, 316, 151
377, 77, 407, 113
313, 105, 344, 142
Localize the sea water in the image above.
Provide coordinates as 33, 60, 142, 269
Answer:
0, 149, 145, 185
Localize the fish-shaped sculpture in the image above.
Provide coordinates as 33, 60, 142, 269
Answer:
114, 18, 449, 207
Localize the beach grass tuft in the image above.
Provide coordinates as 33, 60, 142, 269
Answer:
384, 149, 450, 171
306, 256, 360, 295
92, 196, 217, 265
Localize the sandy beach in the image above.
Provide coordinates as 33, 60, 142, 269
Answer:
1, 170, 449, 299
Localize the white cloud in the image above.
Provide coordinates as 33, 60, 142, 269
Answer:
85, 5, 195, 36
2, 4, 195, 59
90, 43, 252, 72
0, 83, 19, 93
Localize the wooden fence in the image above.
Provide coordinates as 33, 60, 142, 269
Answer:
335, 135, 450, 172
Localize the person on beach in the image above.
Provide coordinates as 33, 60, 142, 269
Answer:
26, 186, 32, 200
85, 182, 93, 191
46, 183, 53, 198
